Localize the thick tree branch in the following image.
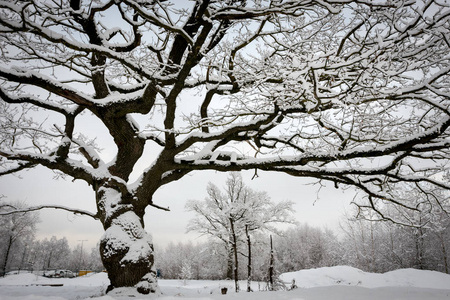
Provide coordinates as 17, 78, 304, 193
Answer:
0, 87, 79, 115
0, 162, 37, 176
0, 67, 94, 107
0, 150, 95, 185
0, 204, 98, 219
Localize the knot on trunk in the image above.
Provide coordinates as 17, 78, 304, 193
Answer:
96, 184, 135, 228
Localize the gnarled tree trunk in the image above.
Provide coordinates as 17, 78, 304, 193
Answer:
96, 185, 158, 294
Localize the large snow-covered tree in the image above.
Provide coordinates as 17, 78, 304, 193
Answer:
0, 0, 449, 294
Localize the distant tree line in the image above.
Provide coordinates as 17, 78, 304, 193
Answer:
339, 209, 450, 274
0, 234, 104, 276
0, 201, 103, 276
154, 224, 341, 282
155, 215, 450, 282
2, 194, 449, 280
4, 217, 449, 280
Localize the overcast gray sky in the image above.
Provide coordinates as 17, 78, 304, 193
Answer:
0, 165, 355, 251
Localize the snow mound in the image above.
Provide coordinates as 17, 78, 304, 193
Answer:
279, 266, 450, 290
0, 273, 40, 286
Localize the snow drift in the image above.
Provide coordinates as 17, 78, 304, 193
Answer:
1, 266, 450, 300
280, 265, 450, 290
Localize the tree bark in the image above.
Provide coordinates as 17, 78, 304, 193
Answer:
96, 185, 158, 294
226, 241, 234, 280
246, 225, 252, 292
1, 236, 13, 277
268, 235, 274, 291
437, 231, 449, 274
229, 218, 239, 292
415, 228, 425, 270
46, 250, 53, 269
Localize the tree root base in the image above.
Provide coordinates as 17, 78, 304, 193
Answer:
106, 286, 162, 297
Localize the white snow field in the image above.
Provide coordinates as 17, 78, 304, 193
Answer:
1, 266, 450, 300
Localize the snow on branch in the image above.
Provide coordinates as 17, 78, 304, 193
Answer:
0, 87, 78, 116
0, 204, 98, 219
0, 162, 37, 176
0, 67, 95, 107
0, 149, 96, 185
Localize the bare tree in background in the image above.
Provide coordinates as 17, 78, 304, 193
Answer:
31, 236, 72, 271
340, 186, 450, 274
0, 201, 39, 276
186, 172, 295, 292
0, 0, 449, 294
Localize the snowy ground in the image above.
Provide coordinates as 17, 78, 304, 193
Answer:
1, 266, 450, 300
